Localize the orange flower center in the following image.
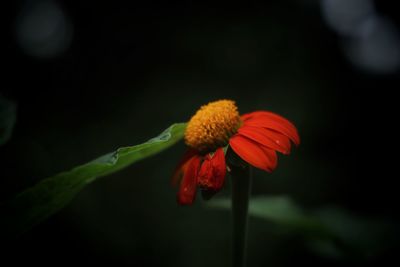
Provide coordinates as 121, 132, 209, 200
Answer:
185, 100, 241, 152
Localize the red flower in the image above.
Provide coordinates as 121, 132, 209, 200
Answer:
172, 100, 300, 205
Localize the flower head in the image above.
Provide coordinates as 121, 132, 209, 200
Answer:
173, 100, 300, 205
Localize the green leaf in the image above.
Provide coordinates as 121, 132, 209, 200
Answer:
1, 123, 186, 239
207, 196, 393, 260
311, 206, 394, 259
0, 95, 17, 146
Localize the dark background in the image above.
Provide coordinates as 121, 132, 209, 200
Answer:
2, 1, 399, 266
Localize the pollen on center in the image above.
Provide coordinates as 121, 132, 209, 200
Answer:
184, 99, 241, 152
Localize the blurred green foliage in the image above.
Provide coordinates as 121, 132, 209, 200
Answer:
208, 195, 395, 261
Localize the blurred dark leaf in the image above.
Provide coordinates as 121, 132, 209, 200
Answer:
1, 123, 186, 239
0, 95, 17, 146
208, 196, 394, 260
310, 206, 394, 260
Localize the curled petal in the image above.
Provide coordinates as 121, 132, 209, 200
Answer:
198, 148, 226, 191
177, 155, 201, 205
237, 125, 291, 155
171, 149, 197, 186
198, 157, 212, 187
229, 135, 277, 172
242, 111, 300, 145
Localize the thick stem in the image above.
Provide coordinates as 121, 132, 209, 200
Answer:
231, 165, 252, 267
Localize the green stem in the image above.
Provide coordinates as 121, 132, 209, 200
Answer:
231, 165, 252, 267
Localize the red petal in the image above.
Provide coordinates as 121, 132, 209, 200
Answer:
259, 144, 277, 171
229, 135, 277, 172
177, 155, 201, 205
237, 125, 291, 155
241, 111, 300, 145
171, 149, 197, 186
211, 148, 227, 189
198, 157, 212, 186
198, 148, 226, 191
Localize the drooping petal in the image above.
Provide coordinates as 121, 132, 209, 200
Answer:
198, 148, 226, 191
198, 156, 212, 186
258, 144, 277, 171
241, 111, 300, 145
171, 149, 197, 186
229, 135, 277, 172
237, 125, 291, 155
177, 155, 201, 205
210, 148, 227, 190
